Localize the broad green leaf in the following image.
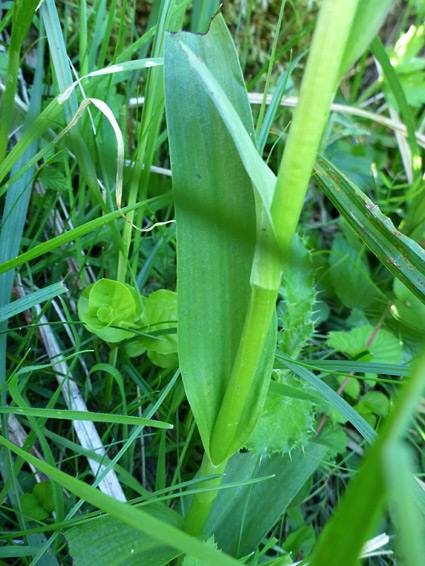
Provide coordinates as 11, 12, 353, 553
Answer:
317, 422, 348, 459
339, 0, 394, 77
21, 493, 49, 522
354, 391, 389, 418
329, 233, 378, 310
282, 525, 316, 559
327, 325, 403, 371
314, 155, 425, 305
33, 481, 55, 513
205, 440, 328, 557
164, 14, 276, 459
126, 289, 178, 368
392, 277, 425, 332
20, 481, 55, 522
67, 503, 184, 566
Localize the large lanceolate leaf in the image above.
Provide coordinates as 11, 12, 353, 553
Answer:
205, 440, 328, 557
314, 155, 425, 305
67, 503, 184, 566
164, 15, 275, 459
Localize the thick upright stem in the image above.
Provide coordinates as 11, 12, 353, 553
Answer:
271, 0, 360, 258
185, 0, 362, 537
184, 453, 227, 536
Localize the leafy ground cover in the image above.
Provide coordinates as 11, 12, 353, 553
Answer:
1, 1, 425, 565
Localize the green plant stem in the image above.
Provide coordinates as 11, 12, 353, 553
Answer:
184, 452, 227, 536
254, 0, 286, 139
271, 0, 360, 259
104, 346, 118, 406
184, 0, 362, 537
79, 0, 88, 77
0, 51, 19, 164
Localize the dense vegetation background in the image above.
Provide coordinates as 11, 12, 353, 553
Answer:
1, 1, 425, 564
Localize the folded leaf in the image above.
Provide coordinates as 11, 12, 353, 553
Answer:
164, 14, 275, 459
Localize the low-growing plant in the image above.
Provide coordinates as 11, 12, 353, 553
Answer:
1, 1, 425, 565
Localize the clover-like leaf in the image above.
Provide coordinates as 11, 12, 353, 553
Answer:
354, 390, 389, 429
33, 481, 55, 513
78, 279, 142, 342
21, 492, 49, 521
124, 289, 178, 368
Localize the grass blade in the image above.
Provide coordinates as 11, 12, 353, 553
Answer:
0, 437, 242, 566
309, 348, 425, 566
0, 196, 170, 276
0, 282, 67, 324
314, 154, 425, 305
277, 354, 378, 445
0, 407, 172, 429
0, 0, 39, 162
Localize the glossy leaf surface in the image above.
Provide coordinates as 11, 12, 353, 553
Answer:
164, 14, 275, 459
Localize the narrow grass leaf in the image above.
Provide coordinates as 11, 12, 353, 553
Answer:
278, 354, 378, 445
0, 0, 40, 161
257, 51, 306, 155
0, 437, 243, 566
0, 546, 40, 558
0, 196, 170, 275
0, 407, 172, 429
0, 98, 63, 191
0, 282, 67, 323
314, 155, 425, 305
371, 36, 421, 182
309, 347, 425, 566
309, 359, 410, 378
